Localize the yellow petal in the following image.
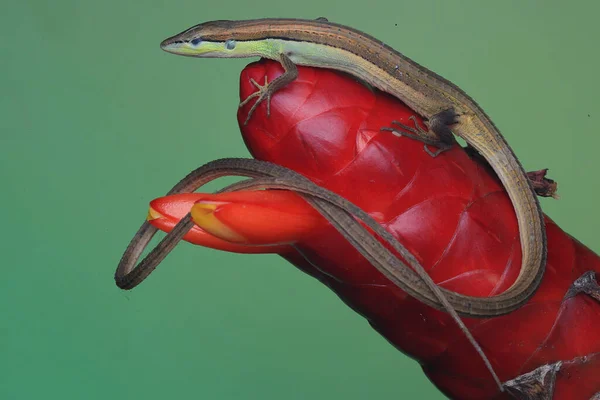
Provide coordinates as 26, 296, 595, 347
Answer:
191, 202, 246, 243
146, 206, 163, 221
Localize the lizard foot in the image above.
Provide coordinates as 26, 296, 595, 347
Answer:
239, 53, 298, 126
380, 115, 453, 157
526, 169, 559, 199
464, 146, 559, 198
239, 76, 274, 126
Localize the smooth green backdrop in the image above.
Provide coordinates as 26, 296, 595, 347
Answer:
1, 1, 598, 399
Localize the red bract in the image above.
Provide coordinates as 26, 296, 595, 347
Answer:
149, 60, 600, 399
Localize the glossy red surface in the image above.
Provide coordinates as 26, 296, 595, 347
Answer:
149, 60, 600, 399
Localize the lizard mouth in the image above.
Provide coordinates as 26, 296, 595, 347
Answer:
159, 39, 183, 54
159, 40, 199, 57
160, 37, 221, 58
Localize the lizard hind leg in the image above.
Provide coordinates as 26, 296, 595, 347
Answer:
380, 111, 455, 157
427, 108, 460, 142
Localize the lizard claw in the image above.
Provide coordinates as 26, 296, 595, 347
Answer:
239, 76, 272, 125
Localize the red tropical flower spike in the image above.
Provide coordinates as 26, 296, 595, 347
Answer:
150, 60, 599, 400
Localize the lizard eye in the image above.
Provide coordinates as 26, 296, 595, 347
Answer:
190, 38, 202, 46
225, 40, 236, 50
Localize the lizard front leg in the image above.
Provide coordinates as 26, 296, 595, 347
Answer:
239, 53, 298, 125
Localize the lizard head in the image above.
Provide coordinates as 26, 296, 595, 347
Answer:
160, 20, 275, 59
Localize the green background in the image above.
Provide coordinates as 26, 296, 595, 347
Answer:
1, 1, 598, 399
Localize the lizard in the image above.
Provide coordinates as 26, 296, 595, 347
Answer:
158, 17, 548, 318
